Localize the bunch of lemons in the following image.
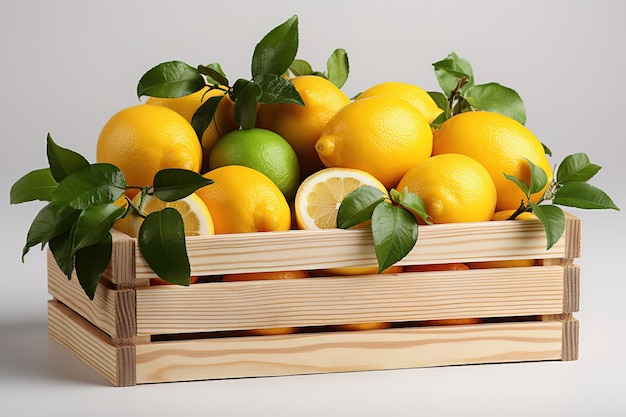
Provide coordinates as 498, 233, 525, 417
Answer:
99, 74, 548, 271
96, 72, 553, 333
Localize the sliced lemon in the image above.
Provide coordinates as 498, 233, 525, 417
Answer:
294, 167, 388, 230
114, 193, 214, 238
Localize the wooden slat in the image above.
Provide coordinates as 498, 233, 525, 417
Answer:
136, 265, 577, 335
130, 215, 580, 279
562, 317, 579, 361
48, 300, 136, 387
564, 264, 580, 313
47, 251, 136, 340
564, 213, 582, 259
135, 319, 570, 384
103, 229, 136, 285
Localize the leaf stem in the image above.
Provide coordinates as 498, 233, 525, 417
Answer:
506, 179, 560, 220
124, 186, 151, 219
507, 200, 533, 220
449, 76, 469, 115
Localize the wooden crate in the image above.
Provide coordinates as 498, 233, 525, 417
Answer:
47, 214, 581, 386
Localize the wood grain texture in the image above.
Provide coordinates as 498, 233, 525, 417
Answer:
47, 251, 136, 340
563, 265, 580, 313
564, 213, 582, 260
48, 300, 136, 386
136, 265, 577, 335
129, 215, 581, 279
104, 229, 136, 285
562, 317, 579, 361
135, 319, 568, 384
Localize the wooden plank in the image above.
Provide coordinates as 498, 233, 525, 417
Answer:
564, 265, 580, 313
48, 300, 136, 387
131, 215, 580, 279
564, 213, 582, 259
136, 265, 576, 335
103, 229, 136, 285
562, 317, 579, 361
135, 319, 569, 384
47, 251, 136, 340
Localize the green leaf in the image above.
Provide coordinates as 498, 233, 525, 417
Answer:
542, 142, 552, 157
454, 96, 473, 114
230, 78, 252, 101
556, 153, 601, 184
464, 82, 527, 125
49, 230, 74, 279
46, 134, 89, 182
256, 73, 304, 105
197, 64, 229, 86
326, 48, 349, 88
153, 168, 214, 202
191, 95, 223, 142
529, 203, 565, 250
74, 233, 112, 300
234, 81, 263, 129
427, 91, 451, 125
526, 158, 548, 195
138, 208, 191, 285
504, 172, 530, 198
22, 203, 80, 261
10, 168, 58, 204
251, 15, 299, 78
432, 52, 474, 97
137, 60, 205, 99
553, 182, 620, 210
393, 187, 432, 224
289, 59, 313, 76
371, 202, 419, 273
72, 203, 125, 253
52, 163, 126, 210
337, 186, 386, 229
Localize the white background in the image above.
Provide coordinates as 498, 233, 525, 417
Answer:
1, 1, 625, 416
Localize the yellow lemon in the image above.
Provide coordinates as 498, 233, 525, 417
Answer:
255, 75, 350, 176
468, 259, 538, 269
334, 322, 392, 331
294, 167, 388, 230
432, 111, 552, 211
396, 153, 497, 224
319, 265, 402, 277
356, 81, 443, 123
196, 165, 291, 234
96, 104, 202, 198
146, 87, 239, 172
315, 96, 433, 189
491, 209, 538, 221
114, 193, 214, 238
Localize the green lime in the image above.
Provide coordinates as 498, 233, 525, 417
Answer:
208, 128, 300, 201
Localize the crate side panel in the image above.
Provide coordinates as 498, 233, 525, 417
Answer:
136, 266, 568, 335
48, 251, 117, 336
134, 218, 576, 278
136, 320, 565, 384
48, 251, 136, 339
48, 300, 136, 386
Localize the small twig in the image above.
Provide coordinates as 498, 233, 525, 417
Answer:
448, 76, 469, 115
507, 200, 532, 220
